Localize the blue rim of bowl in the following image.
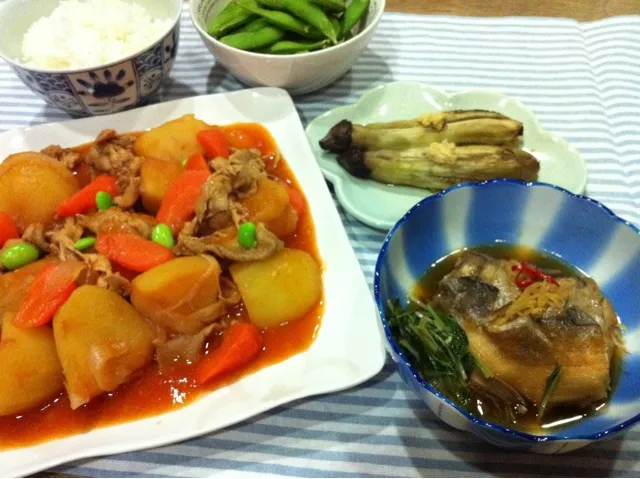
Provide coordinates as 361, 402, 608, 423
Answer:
373, 178, 640, 443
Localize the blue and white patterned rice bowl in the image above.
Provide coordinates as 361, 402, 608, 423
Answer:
374, 179, 640, 453
0, 0, 182, 116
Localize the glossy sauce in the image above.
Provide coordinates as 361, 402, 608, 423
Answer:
0, 125, 323, 450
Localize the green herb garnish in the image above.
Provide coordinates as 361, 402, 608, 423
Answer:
387, 298, 475, 408
538, 365, 562, 420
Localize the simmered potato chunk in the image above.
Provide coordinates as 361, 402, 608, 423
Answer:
266, 204, 298, 239
241, 178, 298, 238
230, 248, 322, 328
131, 255, 224, 334
53, 285, 154, 409
0, 313, 64, 416
241, 177, 289, 223
134, 114, 209, 163
0, 152, 78, 230
140, 157, 184, 214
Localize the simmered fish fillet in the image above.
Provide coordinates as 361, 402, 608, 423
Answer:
434, 252, 623, 408
433, 251, 520, 324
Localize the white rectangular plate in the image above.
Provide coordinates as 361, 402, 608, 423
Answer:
0, 88, 386, 477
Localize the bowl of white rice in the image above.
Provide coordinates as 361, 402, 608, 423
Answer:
0, 0, 182, 116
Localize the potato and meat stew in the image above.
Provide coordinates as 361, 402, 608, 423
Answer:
0, 115, 323, 443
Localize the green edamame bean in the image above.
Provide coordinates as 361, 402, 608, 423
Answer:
266, 39, 328, 54
282, 0, 337, 43
221, 25, 285, 50
74, 237, 96, 251
237, 222, 257, 249
237, 0, 323, 39
342, 0, 370, 37
1, 243, 39, 270
152, 224, 175, 249
208, 2, 257, 38
309, 0, 345, 13
95, 191, 113, 211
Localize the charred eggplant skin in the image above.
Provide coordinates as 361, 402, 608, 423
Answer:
337, 147, 371, 179
319, 119, 353, 153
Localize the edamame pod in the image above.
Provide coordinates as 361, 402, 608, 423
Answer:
256, 0, 284, 8
208, 2, 256, 38
328, 15, 341, 40
310, 0, 345, 13
266, 39, 328, 54
282, 0, 337, 43
237, 0, 323, 39
220, 25, 285, 50
342, 0, 370, 37
242, 17, 271, 33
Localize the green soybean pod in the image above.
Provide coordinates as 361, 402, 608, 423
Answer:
208, 2, 256, 38
256, 0, 284, 8
266, 39, 328, 54
342, 0, 370, 37
220, 25, 285, 50
237, 0, 323, 39
242, 17, 271, 32
282, 0, 337, 43
310, 0, 345, 13
328, 15, 341, 40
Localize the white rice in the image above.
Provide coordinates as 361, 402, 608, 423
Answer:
21, 0, 172, 70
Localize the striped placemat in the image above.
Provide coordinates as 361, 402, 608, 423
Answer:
1, 7, 640, 478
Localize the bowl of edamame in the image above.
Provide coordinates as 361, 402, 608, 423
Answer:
189, 0, 385, 95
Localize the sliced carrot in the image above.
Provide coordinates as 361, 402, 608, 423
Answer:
223, 126, 262, 151
96, 233, 174, 273
56, 175, 119, 218
221, 123, 277, 158
285, 184, 306, 216
184, 152, 210, 172
156, 170, 210, 234
194, 322, 263, 386
197, 128, 230, 159
0, 212, 19, 247
13, 261, 85, 328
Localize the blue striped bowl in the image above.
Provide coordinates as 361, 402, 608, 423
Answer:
374, 179, 640, 453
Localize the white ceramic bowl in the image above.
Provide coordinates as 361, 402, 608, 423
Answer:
0, 0, 182, 116
189, 0, 385, 95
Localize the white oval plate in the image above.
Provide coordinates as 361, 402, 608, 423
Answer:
0, 88, 386, 477
306, 82, 588, 231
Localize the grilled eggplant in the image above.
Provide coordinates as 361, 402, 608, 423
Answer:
337, 143, 539, 190
319, 110, 540, 191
